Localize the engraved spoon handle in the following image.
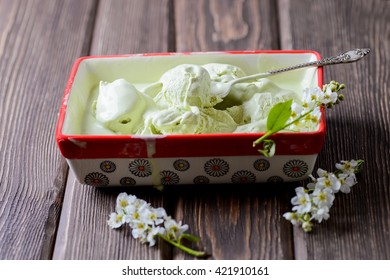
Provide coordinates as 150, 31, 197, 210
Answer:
230, 48, 371, 86
268, 48, 371, 75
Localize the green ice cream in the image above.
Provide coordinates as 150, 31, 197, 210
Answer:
154, 64, 221, 108
92, 63, 299, 135
95, 79, 153, 134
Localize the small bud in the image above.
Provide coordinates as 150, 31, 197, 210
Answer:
303, 213, 311, 221
339, 83, 346, 90
338, 94, 345, 101
302, 221, 313, 232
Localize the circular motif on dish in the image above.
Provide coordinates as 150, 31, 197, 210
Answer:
267, 176, 284, 183
84, 172, 109, 187
120, 177, 136, 186
160, 170, 180, 185
283, 160, 308, 178
204, 158, 229, 177
253, 159, 270, 171
129, 159, 152, 177
173, 159, 190, 171
193, 175, 210, 184
100, 160, 116, 173
231, 170, 256, 184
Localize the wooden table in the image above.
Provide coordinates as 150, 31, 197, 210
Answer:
1, 0, 389, 260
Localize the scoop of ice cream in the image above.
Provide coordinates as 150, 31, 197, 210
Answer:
95, 79, 150, 134
216, 78, 299, 110
233, 79, 300, 132
139, 106, 237, 135
153, 64, 221, 108
202, 63, 247, 82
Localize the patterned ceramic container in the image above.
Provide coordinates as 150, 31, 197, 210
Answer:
56, 51, 324, 187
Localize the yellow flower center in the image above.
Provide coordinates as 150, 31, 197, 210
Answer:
170, 226, 178, 233
120, 200, 128, 208
319, 192, 327, 201
137, 223, 144, 229
299, 197, 307, 205
291, 111, 297, 118
115, 214, 123, 223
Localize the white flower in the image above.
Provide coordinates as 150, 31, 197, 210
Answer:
312, 187, 335, 208
308, 107, 321, 124
302, 87, 322, 109
316, 173, 341, 193
317, 168, 329, 178
125, 199, 149, 223
140, 207, 167, 226
291, 187, 312, 214
164, 217, 189, 240
107, 212, 126, 229
291, 102, 304, 118
147, 226, 165, 247
339, 173, 357, 193
319, 86, 338, 105
115, 193, 137, 213
131, 221, 148, 240
311, 206, 330, 223
336, 160, 358, 175
283, 212, 300, 225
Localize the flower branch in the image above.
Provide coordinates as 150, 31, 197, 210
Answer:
284, 159, 364, 232
108, 193, 206, 257
253, 81, 346, 157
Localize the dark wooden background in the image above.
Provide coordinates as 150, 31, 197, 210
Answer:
0, 0, 389, 260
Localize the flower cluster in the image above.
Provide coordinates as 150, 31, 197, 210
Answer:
288, 81, 345, 132
253, 81, 346, 157
108, 193, 206, 257
283, 159, 363, 232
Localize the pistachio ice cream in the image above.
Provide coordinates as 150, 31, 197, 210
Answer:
90, 63, 300, 135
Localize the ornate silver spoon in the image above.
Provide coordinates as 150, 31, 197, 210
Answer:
211, 48, 370, 98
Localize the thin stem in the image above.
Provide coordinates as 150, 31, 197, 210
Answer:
157, 233, 207, 258
253, 130, 274, 147
283, 109, 314, 128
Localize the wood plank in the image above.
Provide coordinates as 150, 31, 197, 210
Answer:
0, 0, 97, 259
280, 0, 390, 259
175, 0, 279, 51
172, 0, 295, 259
53, 0, 173, 259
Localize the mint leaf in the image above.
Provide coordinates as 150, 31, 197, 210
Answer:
266, 99, 293, 132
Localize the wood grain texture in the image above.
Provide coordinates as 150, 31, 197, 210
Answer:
172, 0, 295, 259
174, 0, 280, 51
280, 0, 390, 259
91, 0, 173, 54
0, 0, 97, 259
52, 0, 173, 259
171, 184, 295, 259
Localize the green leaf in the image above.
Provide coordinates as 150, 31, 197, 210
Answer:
266, 99, 293, 132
